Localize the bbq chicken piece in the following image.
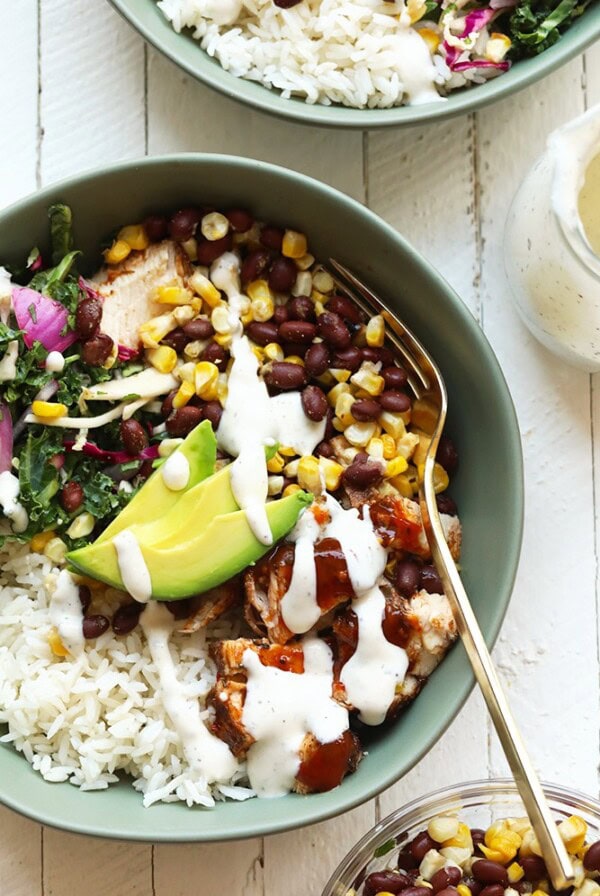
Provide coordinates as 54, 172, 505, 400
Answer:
91, 240, 193, 349
330, 580, 457, 719
208, 638, 361, 793
178, 578, 242, 634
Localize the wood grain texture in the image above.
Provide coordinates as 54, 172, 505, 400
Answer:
0, 806, 42, 896
154, 840, 264, 895
43, 829, 152, 896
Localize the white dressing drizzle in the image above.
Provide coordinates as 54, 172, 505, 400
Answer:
48, 570, 84, 657
45, 351, 65, 373
280, 509, 321, 634
0, 470, 28, 533
161, 451, 190, 491
242, 636, 348, 797
212, 252, 325, 543
113, 529, 152, 603
141, 601, 239, 783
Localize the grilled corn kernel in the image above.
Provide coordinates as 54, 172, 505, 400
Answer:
391, 473, 415, 497
177, 361, 196, 383
559, 817, 588, 853
573, 860, 587, 889
32, 400, 67, 419
297, 455, 322, 494
293, 271, 313, 297
428, 816, 460, 844
282, 230, 307, 259
158, 438, 183, 458
44, 537, 67, 563
506, 818, 532, 837
252, 296, 275, 322
508, 863, 525, 884
329, 367, 351, 384
457, 886, 472, 896
532, 890, 548, 896
312, 270, 335, 294
484, 821, 509, 845
575, 884, 600, 896
173, 380, 195, 409
366, 314, 385, 348
397, 431, 419, 459
345, 422, 377, 447
412, 397, 438, 434
335, 392, 356, 427
283, 483, 302, 498
172, 305, 196, 327
139, 312, 177, 348
381, 434, 396, 459
66, 512, 95, 539
481, 831, 521, 864
247, 279, 272, 302
102, 341, 118, 370
444, 823, 473, 851
385, 455, 409, 478
194, 361, 219, 399
279, 445, 296, 457
146, 345, 178, 374
189, 270, 222, 306
433, 462, 449, 493
31, 530, 55, 552
407, 0, 427, 21
520, 829, 543, 858
214, 332, 233, 348
155, 285, 193, 305
283, 459, 300, 478
104, 239, 131, 265
285, 355, 304, 366
328, 382, 351, 407
183, 339, 206, 360
264, 342, 284, 362
419, 849, 447, 881
418, 26, 441, 53
118, 224, 150, 251
350, 363, 385, 396
181, 237, 197, 261
295, 253, 315, 272
380, 410, 406, 440
485, 32, 511, 63
201, 211, 229, 241
440, 846, 472, 866
367, 437, 385, 459
267, 475, 284, 496
216, 374, 228, 406
48, 628, 69, 658
267, 452, 285, 474
252, 345, 265, 364
211, 304, 232, 334
319, 457, 344, 491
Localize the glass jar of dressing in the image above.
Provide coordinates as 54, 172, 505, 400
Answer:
504, 105, 600, 371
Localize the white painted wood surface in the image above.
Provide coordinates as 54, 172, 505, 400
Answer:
1, 2, 599, 893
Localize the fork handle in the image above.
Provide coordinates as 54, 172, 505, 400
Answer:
421, 477, 574, 890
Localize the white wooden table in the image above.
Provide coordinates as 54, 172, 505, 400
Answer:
1, 3, 599, 894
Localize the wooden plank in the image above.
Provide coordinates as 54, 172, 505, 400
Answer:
0, 1, 38, 207
43, 829, 152, 896
146, 50, 364, 200
0, 806, 42, 896
584, 41, 600, 104
477, 59, 599, 791
39, 0, 145, 185
154, 840, 263, 895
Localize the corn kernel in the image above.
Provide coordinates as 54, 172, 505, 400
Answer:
104, 239, 131, 265
328, 382, 351, 407
428, 816, 460, 844
279, 445, 296, 457
366, 314, 385, 348
314, 299, 327, 316
155, 285, 193, 305
264, 342, 284, 362
177, 361, 196, 383
285, 355, 304, 366
532, 890, 548, 896
418, 26, 441, 53
66, 512, 95, 539
267, 452, 285, 474
312, 270, 335, 294
385, 455, 409, 478
158, 438, 183, 458
201, 212, 229, 241
31, 530, 55, 552
283, 459, 300, 478
118, 224, 150, 251
216, 374, 228, 406
181, 237, 197, 261
433, 462, 449, 494
172, 305, 196, 327
252, 296, 275, 322
380, 411, 406, 440
335, 392, 356, 427
390, 474, 415, 498
440, 846, 472, 866
485, 32, 511, 63
293, 271, 313, 297
139, 312, 177, 349
283, 483, 302, 498
252, 345, 265, 363
481, 831, 521, 864
48, 628, 69, 658
345, 422, 377, 447
214, 332, 232, 348
412, 397, 438, 434
183, 340, 205, 360
194, 361, 219, 399
295, 253, 315, 271
508, 863, 525, 884
559, 816, 588, 853
319, 457, 344, 491
44, 537, 67, 563
297, 455, 322, 495
189, 270, 222, 306
146, 345, 178, 374
267, 475, 284, 496
457, 886, 471, 896
173, 381, 195, 409
573, 859, 587, 889
350, 363, 385, 396
419, 849, 447, 881
31, 401, 67, 419
506, 818, 531, 837
444, 823, 473, 851
397, 431, 420, 460
407, 0, 427, 21
330, 367, 351, 384
520, 829, 543, 858
211, 304, 232, 334
247, 279, 272, 302
575, 884, 600, 896
381, 434, 396, 459
367, 437, 384, 459
282, 230, 307, 259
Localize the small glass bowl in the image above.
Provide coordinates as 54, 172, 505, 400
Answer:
322, 779, 600, 896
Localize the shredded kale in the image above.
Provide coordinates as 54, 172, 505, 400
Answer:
508, 0, 592, 57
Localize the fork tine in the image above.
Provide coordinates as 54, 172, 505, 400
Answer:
327, 259, 429, 397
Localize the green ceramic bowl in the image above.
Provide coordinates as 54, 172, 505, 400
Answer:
109, 0, 600, 129
0, 155, 523, 841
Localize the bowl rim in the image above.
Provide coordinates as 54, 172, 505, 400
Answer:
108, 0, 600, 129
322, 777, 600, 895
0, 153, 524, 841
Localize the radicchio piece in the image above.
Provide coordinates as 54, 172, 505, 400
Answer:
443, 6, 511, 72
117, 344, 140, 361
12, 286, 77, 353
0, 401, 13, 474
63, 440, 160, 465
451, 57, 510, 70
78, 276, 102, 302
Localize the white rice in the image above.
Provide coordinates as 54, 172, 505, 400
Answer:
0, 545, 253, 807
158, 0, 459, 108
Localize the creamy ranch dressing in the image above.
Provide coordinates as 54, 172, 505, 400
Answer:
211, 252, 325, 543
141, 601, 239, 783
395, 19, 444, 106
161, 450, 190, 491
0, 470, 28, 533
48, 570, 84, 657
242, 636, 348, 797
280, 508, 321, 634
579, 152, 600, 257
113, 529, 152, 603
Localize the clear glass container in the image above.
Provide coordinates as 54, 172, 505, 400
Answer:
322, 779, 600, 896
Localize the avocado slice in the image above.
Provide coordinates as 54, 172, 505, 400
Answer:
67, 490, 312, 600
96, 419, 216, 544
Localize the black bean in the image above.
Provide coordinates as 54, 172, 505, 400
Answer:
436, 494, 458, 516
60, 481, 84, 513
328, 294, 363, 324
241, 248, 271, 285
263, 361, 307, 391
165, 598, 193, 620
278, 320, 316, 344
169, 207, 201, 242
431, 869, 462, 893
382, 365, 409, 390
396, 851, 419, 872
362, 346, 395, 366
380, 390, 411, 413
352, 399, 381, 422
342, 458, 383, 490
78, 586, 91, 613
463, 879, 482, 896
201, 341, 229, 369
182, 318, 215, 341
521, 856, 548, 881
260, 225, 284, 251
81, 333, 114, 366
410, 831, 437, 861
395, 560, 422, 597
420, 564, 443, 594
287, 295, 315, 322
143, 214, 168, 243
584, 842, 600, 872
161, 327, 187, 354
479, 886, 505, 896
166, 405, 203, 437
162, 390, 177, 419
304, 342, 330, 377
436, 889, 459, 896
301, 385, 328, 422
112, 602, 143, 635
317, 311, 351, 349
82, 615, 110, 639
75, 297, 103, 340
120, 419, 149, 455
247, 321, 280, 346
269, 257, 297, 293
437, 435, 459, 473
400, 888, 431, 896
315, 440, 334, 459
364, 870, 413, 896
196, 233, 233, 264
332, 345, 362, 372
226, 208, 254, 232
472, 861, 509, 886
202, 401, 223, 430
273, 305, 289, 325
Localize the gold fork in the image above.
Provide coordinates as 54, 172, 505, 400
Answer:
328, 259, 574, 891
